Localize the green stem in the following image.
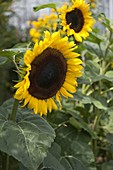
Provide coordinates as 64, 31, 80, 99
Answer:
5, 99, 19, 170
104, 31, 112, 58
93, 113, 101, 131
6, 155, 10, 170
9, 99, 19, 121
92, 111, 102, 159
92, 138, 97, 158
99, 44, 104, 58
1, 152, 5, 170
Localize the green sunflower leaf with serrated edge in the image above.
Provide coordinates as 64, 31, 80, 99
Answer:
0, 99, 55, 170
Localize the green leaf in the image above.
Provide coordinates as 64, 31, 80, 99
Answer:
77, 74, 90, 84
2, 48, 29, 53
43, 143, 64, 170
88, 32, 104, 44
102, 160, 113, 170
91, 97, 107, 110
0, 48, 27, 64
100, 13, 113, 31
105, 71, 113, 81
69, 116, 96, 138
103, 110, 113, 133
55, 125, 96, 170
60, 157, 73, 170
0, 56, 8, 65
33, 3, 56, 12
43, 142, 90, 170
0, 100, 55, 170
19, 163, 29, 170
61, 156, 88, 170
0, 50, 17, 63
92, 75, 105, 82
84, 41, 101, 57
72, 92, 91, 104
85, 60, 100, 78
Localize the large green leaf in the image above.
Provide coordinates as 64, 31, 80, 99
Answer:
102, 160, 113, 170
43, 141, 92, 170
55, 124, 96, 170
0, 99, 55, 170
69, 116, 96, 138
43, 143, 64, 170
61, 156, 88, 170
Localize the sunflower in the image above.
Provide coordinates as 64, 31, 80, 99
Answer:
59, 0, 95, 42
29, 12, 58, 42
14, 31, 82, 116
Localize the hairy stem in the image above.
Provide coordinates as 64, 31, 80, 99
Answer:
9, 99, 19, 121
6, 155, 10, 170
5, 99, 19, 170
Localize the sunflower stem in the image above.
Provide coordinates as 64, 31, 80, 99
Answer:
9, 99, 19, 121
6, 99, 19, 170
6, 154, 10, 170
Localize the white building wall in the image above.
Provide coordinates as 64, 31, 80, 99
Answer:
109, 0, 113, 19
10, 0, 113, 28
10, 0, 66, 28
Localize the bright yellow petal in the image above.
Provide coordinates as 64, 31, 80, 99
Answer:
47, 99, 52, 113
63, 82, 76, 93
60, 87, 73, 98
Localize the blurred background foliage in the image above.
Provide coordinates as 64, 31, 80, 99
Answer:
0, 0, 19, 105
0, 0, 19, 50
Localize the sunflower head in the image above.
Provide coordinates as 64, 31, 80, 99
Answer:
60, 0, 95, 42
14, 31, 82, 116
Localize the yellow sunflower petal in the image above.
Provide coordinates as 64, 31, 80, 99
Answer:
63, 82, 76, 93
60, 87, 73, 98
56, 91, 62, 109
22, 93, 31, 107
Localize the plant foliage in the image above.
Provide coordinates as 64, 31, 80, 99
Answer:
0, 1, 113, 170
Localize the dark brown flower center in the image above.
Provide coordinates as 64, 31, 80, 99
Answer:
66, 8, 84, 33
28, 47, 67, 99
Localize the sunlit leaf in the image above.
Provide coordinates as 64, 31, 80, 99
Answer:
2, 48, 30, 53
105, 71, 113, 80
33, 3, 56, 12
0, 50, 17, 62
